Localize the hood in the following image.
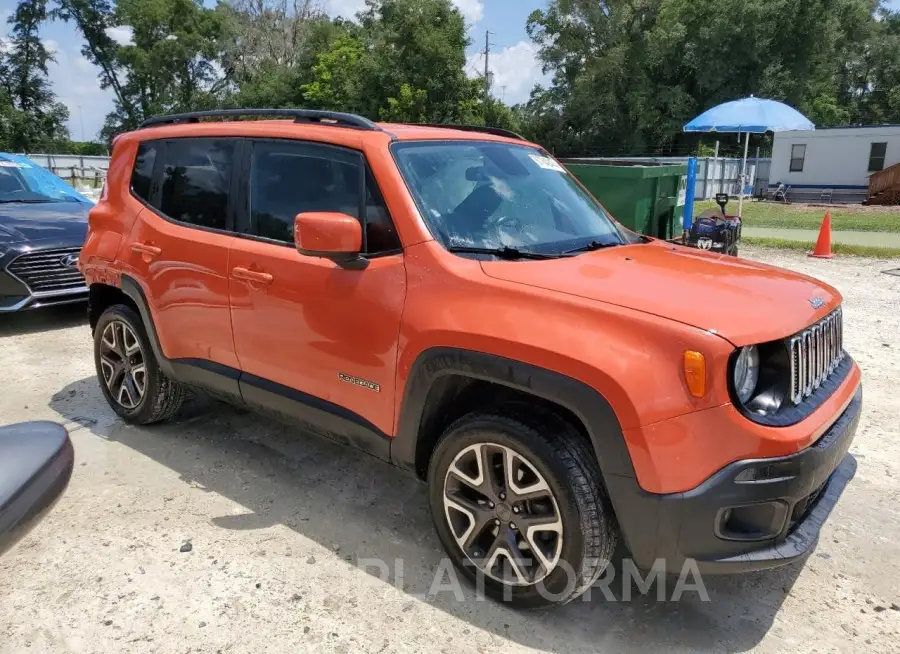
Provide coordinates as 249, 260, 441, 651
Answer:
0, 201, 90, 246
480, 241, 841, 346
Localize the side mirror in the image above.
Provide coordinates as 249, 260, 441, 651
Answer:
0, 421, 74, 557
294, 212, 363, 265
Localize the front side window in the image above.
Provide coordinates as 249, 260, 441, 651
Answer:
789, 144, 806, 172
159, 139, 235, 230
868, 142, 887, 173
392, 141, 625, 254
131, 142, 157, 203
249, 140, 400, 253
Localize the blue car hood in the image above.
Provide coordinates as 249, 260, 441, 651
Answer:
0, 201, 90, 246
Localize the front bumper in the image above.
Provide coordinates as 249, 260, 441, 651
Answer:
0, 242, 88, 312
611, 384, 862, 573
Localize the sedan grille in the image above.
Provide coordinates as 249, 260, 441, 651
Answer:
788, 307, 843, 405
6, 247, 86, 294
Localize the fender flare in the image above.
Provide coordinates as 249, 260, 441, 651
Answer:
390, 347, 637, 479
119, 274, 177, 379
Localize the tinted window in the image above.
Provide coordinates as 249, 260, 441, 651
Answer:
250, 141, 360, 244
159, 139, 234, 230
364, 169, 401, 253
249, 141, 401, 253
131, 142, 157, 203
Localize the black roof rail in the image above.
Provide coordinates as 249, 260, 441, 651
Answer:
415, 123, 526, 141
138, 108, 380, 131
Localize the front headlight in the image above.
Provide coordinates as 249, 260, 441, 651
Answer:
733, 346, 760, 404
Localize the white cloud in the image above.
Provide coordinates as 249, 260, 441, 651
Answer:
44, 42, 114, 141
105, 25, 134, 46
323, 0, 367, 18
466, 40, 549, 105
453, 0, 483, 24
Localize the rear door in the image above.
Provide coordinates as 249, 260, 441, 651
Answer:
124, 137, 242, 389
228, 138, 406, 441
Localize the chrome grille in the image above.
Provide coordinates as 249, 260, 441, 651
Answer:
789, 307, 843, 405
6, 247, 86, 294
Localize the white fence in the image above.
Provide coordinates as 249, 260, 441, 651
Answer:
577, 156, 772, 201
16, 153, 110, 188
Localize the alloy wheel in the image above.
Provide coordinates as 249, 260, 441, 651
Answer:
442, 442, 563, 586
99, 320, 146, 410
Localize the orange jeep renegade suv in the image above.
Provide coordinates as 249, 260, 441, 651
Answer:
80, 109, 862, 607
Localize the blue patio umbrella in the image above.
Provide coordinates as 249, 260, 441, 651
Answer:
684, 97, 815, 216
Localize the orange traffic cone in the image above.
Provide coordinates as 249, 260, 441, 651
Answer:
809, 212, 835, 259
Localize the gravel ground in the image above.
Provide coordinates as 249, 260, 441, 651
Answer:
1, 245, 899, 653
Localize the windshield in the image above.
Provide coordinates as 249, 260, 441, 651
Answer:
0, 155, 90, 204
392, 141, 628, 254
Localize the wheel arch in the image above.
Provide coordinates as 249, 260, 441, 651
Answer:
113, 274, 177, 379
88, 283, 138, 332
391, 347, 638, 483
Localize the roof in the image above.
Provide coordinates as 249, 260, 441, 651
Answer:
130, 109, 532, 147
775, 124, 900, 138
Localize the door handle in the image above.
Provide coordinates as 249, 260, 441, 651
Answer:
132, 243, 162, 257
232, 267, 274, 285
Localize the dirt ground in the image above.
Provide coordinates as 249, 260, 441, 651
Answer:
1, 245, 899, 653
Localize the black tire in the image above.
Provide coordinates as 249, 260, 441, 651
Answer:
427, 404, 617, 608
94, 304, 186, 425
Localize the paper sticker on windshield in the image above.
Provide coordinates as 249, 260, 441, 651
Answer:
528, 154, 566, 173
0, 161, 29, 168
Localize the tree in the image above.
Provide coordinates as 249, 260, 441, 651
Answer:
56, 0, 226, 139
0, 0, 69, 151
217, 0, 344, 108
522, 0, 898, 157
357, 0, 475, 122
301, 0, 494, 124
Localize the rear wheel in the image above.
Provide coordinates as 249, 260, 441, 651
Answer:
94, 304, 186, 424
427, 406, 617, 608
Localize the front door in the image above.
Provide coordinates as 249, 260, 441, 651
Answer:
229, 139, 406, 445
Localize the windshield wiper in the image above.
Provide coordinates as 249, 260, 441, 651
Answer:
447, 245, 561, 260
563, 240, 621, 255
0, 199, 53, 204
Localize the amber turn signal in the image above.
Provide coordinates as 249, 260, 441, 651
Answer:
683, 351, 707, 398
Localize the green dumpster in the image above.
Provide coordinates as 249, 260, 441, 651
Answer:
562, 159, 688, 240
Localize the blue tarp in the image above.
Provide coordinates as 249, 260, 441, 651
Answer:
0, 153, 93, 204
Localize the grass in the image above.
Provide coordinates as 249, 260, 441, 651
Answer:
743, 236, 900, 258
693, 200, 900, 232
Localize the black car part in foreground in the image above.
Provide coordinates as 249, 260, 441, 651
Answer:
0, 421, 74, 557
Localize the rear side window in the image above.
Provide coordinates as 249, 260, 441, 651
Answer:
130, 142, 156, 203
249, 140, 400, 253
159, 139, 235, 230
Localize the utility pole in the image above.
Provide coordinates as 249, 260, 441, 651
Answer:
77, 105, 85, 142
483, 30, 492, 102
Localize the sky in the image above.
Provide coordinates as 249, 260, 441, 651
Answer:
1, 0, 898, 142
0, 0, 549, 142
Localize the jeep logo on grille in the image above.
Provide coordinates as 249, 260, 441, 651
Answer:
809, 296, 825, 309
60, 253, 80, 267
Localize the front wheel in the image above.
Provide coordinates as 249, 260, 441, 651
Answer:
427, 406, 617, 608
